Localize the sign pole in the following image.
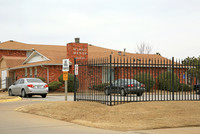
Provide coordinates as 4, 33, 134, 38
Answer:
65, 79, 68, 101
63, 71, 68, 101
62, 59, 69, 101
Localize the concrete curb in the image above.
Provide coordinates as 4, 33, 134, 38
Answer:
0, 97, 22, 103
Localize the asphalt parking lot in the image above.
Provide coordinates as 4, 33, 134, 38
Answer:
0, 99, 125, 134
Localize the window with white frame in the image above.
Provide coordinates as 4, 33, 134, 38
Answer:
29, 68, 32, 77
25, 68, 27, 78
102, 67, 114, 83
34, 67, 37, 77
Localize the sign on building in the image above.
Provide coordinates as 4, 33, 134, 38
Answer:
75, 64, 78, 75
62, 59, 69, 72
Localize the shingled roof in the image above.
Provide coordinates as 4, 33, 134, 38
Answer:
0, 41, 66, 68
88, 45, 171, 64
0, 40, 172, 69
0, 56, 26, 68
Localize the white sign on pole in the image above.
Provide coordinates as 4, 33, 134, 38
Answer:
75, 64, 78, 75
62, 59, 69, 72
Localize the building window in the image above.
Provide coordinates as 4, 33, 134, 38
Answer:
25, 68, 27, 78
14, 72, 16, 81
102, 67, 114, 83
34, 67, 37, 77
30, 68, 32, 77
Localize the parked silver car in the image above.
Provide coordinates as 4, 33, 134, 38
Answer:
8, 78, 48, 98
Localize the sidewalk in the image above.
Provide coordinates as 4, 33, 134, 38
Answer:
135, 127, 200, 134
48, 92, 73, 96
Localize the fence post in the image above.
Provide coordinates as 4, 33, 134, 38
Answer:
74, 58, 77, 101
172, 57, 174, 100
110, 55, 112, 106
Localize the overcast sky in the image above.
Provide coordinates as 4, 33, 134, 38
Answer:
0, 0, 200, 59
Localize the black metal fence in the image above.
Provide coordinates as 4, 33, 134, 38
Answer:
74, 55, 200, 105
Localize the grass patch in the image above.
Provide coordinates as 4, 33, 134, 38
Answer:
16, 101, 200, 131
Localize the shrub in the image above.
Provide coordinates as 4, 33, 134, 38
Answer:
58, 74, 64, 84
179, 83, 192, 92
48, 81, 62, 92
93, 83, 110, 91
58, 73, 79, 92
158, 71, 180, 92
135, 73, 155, 92
38, 77, 45, 82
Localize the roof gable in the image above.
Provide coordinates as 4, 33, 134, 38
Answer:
23, 51, 50, 64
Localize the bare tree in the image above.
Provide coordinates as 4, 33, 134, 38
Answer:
136, 42, 152, 54
156, 52, 161, 56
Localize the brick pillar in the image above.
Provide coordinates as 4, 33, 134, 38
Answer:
67, 38, 88, 74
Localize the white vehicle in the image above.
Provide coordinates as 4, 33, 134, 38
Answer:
8, 78, 48, 98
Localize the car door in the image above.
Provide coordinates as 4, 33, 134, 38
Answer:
113, 79, 124, 93
16, 79, 25, 95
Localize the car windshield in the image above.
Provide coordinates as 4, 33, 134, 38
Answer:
26, 78, 44, 83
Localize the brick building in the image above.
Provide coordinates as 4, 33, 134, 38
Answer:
0, 38, 186, 89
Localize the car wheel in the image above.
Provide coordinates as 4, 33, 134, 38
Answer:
27, 94, 32, 98
120, 89, 126, 96
21, 89, 27, 98
137, 92, 143, 96
8, 89, 13, 96
41, 94, 47, 98
104, 89, 109, 96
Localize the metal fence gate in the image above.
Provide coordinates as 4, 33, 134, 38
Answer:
74, 55, 200, 105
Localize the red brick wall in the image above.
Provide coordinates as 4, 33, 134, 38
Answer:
36, 66, 47, 81
35, 65, 63, 83
88, 66, 102, 86
76, 65, 189, 91
15, 65, 63, 83
48, 65, 62, 82
15, 68, 42, 80
15, 69, 25, 80
0, 50, 26, 58
114, 67, 187, 82
77, 66, 102, 90
67, 42, 88, 74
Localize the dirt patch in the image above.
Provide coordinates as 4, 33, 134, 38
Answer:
0, 91, 8, 95
16, 101, 200, 131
